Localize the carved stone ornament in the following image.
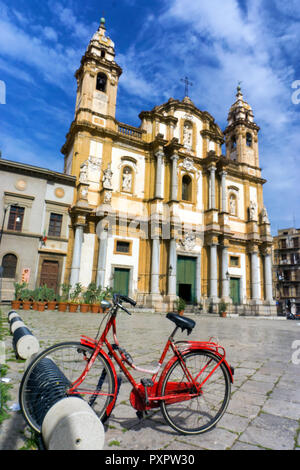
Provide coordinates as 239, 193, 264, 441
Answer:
88, 155, 102, 171
104, 191, 112, 204
79, 161, 88, 183
179, 232, 196, 251
182, 157, 195, 172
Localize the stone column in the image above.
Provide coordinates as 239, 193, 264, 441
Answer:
220, 170, 227, 212
170, 154, 178, 201
70, 222, 85, 286
196, 253, 201, 302
210, 241, 218, 299
250, 248, 260, 301
221, 245, 230, 299
209, 166, 216, 209
151, 236, 160, 294
168, 238, 177, 296
96, 228, 108, 288
155, 151, 164, 199
264, 249, 273, 302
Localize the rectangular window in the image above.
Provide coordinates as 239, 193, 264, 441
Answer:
48, 213, 63, 237
229, 255, 240, 267
7, 205, 24, 231
115, 240, 130, 254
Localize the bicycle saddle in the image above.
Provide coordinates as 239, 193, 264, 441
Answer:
166, 313, 195, 335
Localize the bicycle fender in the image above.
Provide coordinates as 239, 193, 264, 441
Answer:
157, 348, 233, 396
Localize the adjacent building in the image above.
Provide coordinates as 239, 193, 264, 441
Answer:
273, 228, 300, 315
60, 18, 276, 314
0, 159, 76, 300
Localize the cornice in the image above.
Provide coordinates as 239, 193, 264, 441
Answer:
0, 159, 76, 186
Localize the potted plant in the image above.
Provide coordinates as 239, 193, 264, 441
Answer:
80, 283, 95, 313
58, 283, 71, 312
36, 285, 47, 312
11, 282, 26, 310
31, 287, 41, 310
45, 287, 57, 311
218, 300, 228, 318
175, 297, 186, 316
98, 286, 113, 313
69, 283, 82, 313
20, 287, 32, 310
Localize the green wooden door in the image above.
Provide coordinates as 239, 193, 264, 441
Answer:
230, 277, 240, 305
177, 256, 196, 303
113, 268, 130, 296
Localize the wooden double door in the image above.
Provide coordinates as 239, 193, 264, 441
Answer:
39, 259, 60, 293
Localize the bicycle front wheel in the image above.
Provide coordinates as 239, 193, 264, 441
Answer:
19, 342, 116, 433
160, 350, 231, 435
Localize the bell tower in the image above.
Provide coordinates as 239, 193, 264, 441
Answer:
224, 86, 260, 168
74, 17, 122, 130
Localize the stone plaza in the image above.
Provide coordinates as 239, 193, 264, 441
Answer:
0, 307, 300, 451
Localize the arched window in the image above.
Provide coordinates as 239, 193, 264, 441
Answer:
246, 132, 252, 147
182, 174, 192, 201
229, 193, 237, 216
121, 166, 133, 193
100, 50, 106, 58
183, 121, 193, 150
2, 253, 17, 278
96, 72, 107, 92
231, 136, 237, 150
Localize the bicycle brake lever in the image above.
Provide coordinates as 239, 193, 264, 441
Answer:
118, 303, 131, 315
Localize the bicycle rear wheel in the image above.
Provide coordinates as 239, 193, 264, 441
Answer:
19, 342, 116, 433
160, 350, 231, 435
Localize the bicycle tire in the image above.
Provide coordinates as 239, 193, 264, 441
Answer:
19, 341, 116, 433
160, 350, 231, 435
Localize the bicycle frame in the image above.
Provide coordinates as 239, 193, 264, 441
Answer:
67, 309, 233, 416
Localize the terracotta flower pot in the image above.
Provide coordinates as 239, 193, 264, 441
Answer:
11, 300, 21, 310
32, 301, 38, 310
37, 301, 46, 312
69, 303, 78, 313
22, 300, 31, 310
178, 310, 184, 316
80, 303, 90, 313
58, 302, 68, 312
91, 304, 99, 314
47, 301, 57, 311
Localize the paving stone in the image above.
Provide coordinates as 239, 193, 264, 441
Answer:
238, 412, 298, 450
1, 307, 300, 451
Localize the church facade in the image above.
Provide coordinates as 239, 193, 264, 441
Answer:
61, 18, 275, 314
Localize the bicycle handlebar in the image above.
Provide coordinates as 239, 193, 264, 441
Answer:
113, 293, 136, 315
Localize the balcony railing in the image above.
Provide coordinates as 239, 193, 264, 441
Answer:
118, 123, 143, 140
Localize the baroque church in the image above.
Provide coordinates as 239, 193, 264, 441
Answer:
61, 18, 275, 314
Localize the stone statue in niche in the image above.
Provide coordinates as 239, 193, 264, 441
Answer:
229, 194, 237, 215
79, 161, 88, 184
249, 200, 257, 220
261, 206, 269, 224
122, 167, 132, 192
102, 164, 113, 189
183, 122, 193, 150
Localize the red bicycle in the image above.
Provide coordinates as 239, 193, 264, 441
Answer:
19, 294, 234, 436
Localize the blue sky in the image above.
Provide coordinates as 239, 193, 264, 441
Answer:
0, 0, 299, 235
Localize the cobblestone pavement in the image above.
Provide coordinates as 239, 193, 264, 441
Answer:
0, 306, 300, 451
